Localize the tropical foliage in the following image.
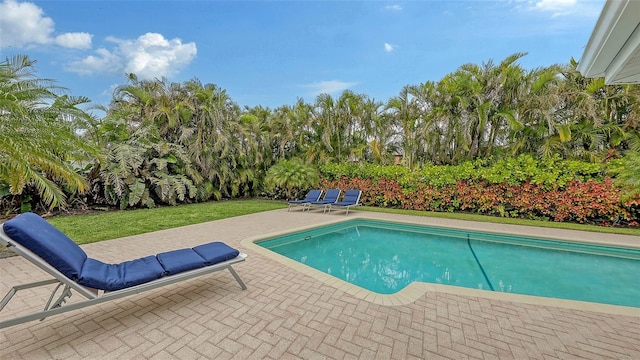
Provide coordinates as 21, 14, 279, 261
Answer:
264, 158, 319, 199
0, 55, 96, 212
320, 155, 604, 188
2, 53, 639, 226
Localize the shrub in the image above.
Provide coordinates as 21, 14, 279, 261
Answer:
318, 156, 638, 226
265, 158, 319, 200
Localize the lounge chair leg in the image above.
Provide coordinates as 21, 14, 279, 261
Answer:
227, 266, 247, 290
1, 260, 249, 329
0, 279, 59, 312
45, 283, 73, 311
0, 288, 16, 313
0, 279, 67, 325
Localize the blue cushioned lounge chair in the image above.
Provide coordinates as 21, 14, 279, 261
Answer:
328, 189, 362, 215
0, 213, 247, 329
305, 189, 341, 213
288, 189, 323, 211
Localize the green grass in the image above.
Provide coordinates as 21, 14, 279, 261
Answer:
361, 207, 640, 236
7, 199, 640, 249
48, 200, 287, 245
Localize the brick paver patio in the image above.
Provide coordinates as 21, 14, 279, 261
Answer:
1, 209, 639, 359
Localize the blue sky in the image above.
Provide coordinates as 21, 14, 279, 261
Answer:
1, 0, 605, 110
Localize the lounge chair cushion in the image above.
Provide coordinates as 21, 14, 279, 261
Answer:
334, 190, 361, 206
289, 199, 312, 204
79, 256, 165, 291
2, 213, 88, 281
157, 248, 206, 275
193, 242, 240, 265
309, 189, 341, 205
289, 190, 322, 204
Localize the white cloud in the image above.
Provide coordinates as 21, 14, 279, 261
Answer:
0, 0, 92, 49
529, 0, 600, 17
67, 48, 122, 75
118, 33, 197, 79
304, 80, 358, 96
69, 33, 197, 80
384, 43, 395, 52
385, 4, 403, 12
534, 0, 576, 11
55, 32, 93, 49
0, 0, 53, 47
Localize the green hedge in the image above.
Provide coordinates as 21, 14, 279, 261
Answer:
319, 155, 638, 226
320, 154, 604, 188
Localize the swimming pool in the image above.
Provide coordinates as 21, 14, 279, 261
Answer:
256, 219, 640, 308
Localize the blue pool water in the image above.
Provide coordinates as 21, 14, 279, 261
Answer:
257, 220, 640, 307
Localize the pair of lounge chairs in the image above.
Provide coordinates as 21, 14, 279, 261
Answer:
0, 212, 247, 329
288, 189, 362, 215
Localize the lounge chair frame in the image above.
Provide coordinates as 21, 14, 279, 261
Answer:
288, 189, 323, 211
304, 189, 341, 213
327, 190, 362, 215
0, 227, 247, 329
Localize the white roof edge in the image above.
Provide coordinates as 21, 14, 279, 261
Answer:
577, 0, 632, 77
605, 22, 640, 84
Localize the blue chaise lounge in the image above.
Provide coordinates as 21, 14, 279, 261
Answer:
288, 189, 323, 211
0, 212, 247, 328
328, 189, 362, 215
305, 189, 341, 212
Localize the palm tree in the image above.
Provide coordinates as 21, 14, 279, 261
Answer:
264, 158, 319, 200
611, 151, 640, 200
443, 53, 529, 161
336, 90, 367, 161
184, 80, 243, 199
387, 85, 420, 168
114, 75, 193, 143
311, 93, 339, 162
409, 81, 444, 164
270, 101, 307, 160
0, 55, 95, 211
362, 98, 397, 164
509, 65, 563, 157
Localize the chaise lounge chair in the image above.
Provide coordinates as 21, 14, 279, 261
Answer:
327, 189, 362, 215
0, 212, 247, 329
287, 189, 323, 211
305, 189, 341, 213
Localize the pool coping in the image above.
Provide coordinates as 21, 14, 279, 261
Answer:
241, 212, 640, 317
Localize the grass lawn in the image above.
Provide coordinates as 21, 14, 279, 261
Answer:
361, 207, 640, 237
4, 199, 639, 249
48, 199, 287, 245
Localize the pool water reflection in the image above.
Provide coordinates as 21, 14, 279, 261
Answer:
257, 220, 640, 307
